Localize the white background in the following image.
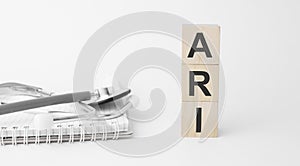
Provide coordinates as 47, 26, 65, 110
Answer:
0, 0, 300, 166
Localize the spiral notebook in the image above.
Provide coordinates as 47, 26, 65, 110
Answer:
0, 104, 132, 145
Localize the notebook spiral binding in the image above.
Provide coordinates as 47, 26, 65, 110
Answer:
0, 121, 131, 146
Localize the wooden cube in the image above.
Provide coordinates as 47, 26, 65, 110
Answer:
181, 101, 218, 138
182, 25, 220, 65
182, 64, 219, 102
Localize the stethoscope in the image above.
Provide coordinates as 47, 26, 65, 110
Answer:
0, 82, 132, 122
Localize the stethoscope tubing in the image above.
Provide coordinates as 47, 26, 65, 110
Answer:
0, 91, 92, 115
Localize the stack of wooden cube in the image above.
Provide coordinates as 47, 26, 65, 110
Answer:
181, 25, 220, 138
